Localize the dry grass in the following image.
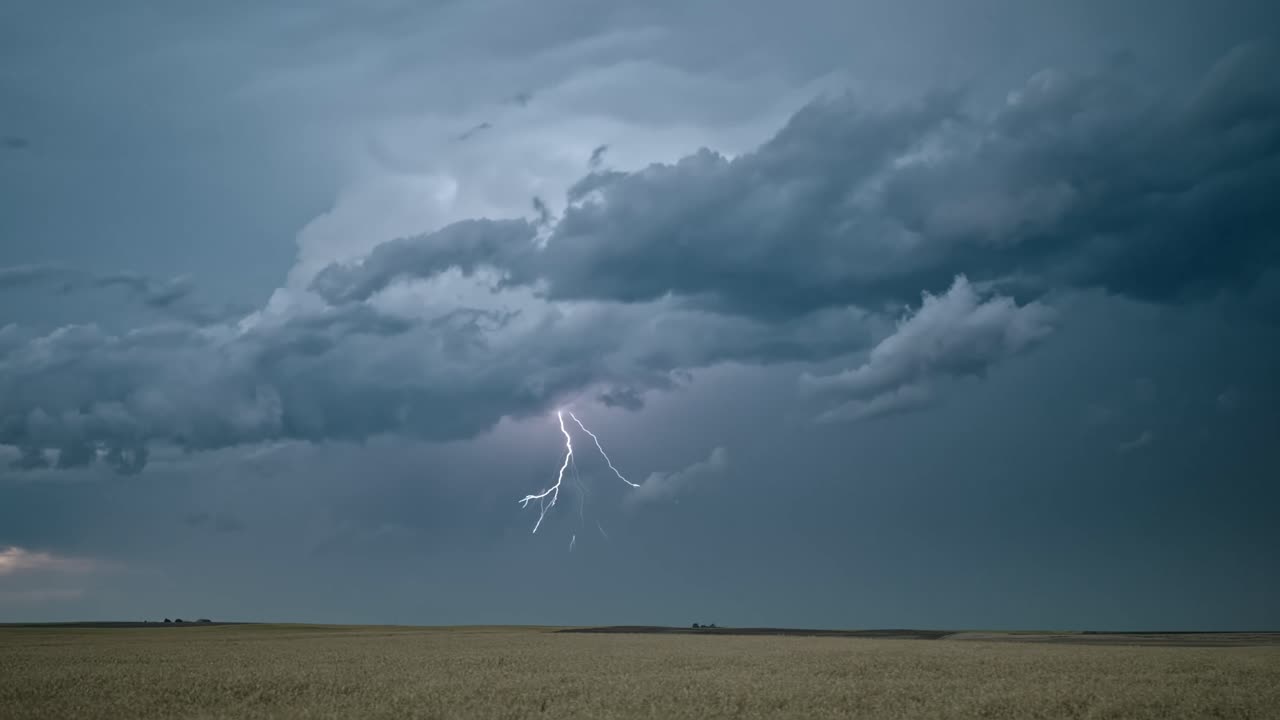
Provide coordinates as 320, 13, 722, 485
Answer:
1, 625, 1277, 719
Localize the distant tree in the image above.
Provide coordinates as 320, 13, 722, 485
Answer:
163, 618, 171, 623
175, 618, 184, 623
692, 623, 700, 629
707, 623, 717, 629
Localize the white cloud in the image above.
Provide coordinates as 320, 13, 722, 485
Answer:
0, 546, 96, 576
628, 446, 728, 506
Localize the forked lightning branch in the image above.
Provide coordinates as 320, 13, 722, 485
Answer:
519, 411, 637, 534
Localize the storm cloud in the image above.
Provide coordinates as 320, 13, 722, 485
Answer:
1, 0, 1278, 632
802, 276, 1055, 422
314, 44, 1280, 315
2, 45, 1276, 474
0, 285, 874, 471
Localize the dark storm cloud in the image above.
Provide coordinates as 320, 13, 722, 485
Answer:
313, 45, 1280, 315
802, 276, 1055, 422
311, 220, 539, 305
53, 441, 95, 469
7, 46, 1273, 474
878, 44, 1280, 304
0, 303, 419, 471
314, 91, 963, 315
596, 385, 647, 411
9, 446, 49, 471
0, 287, 877, 472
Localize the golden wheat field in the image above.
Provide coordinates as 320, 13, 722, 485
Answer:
1, 625, 1278, 719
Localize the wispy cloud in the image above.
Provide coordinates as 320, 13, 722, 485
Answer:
0, 546, 97, 576
1118, 430, 1155, 453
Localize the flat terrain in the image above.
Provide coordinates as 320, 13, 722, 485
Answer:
562, 626, 1280, 646
2, 625, 1278, 719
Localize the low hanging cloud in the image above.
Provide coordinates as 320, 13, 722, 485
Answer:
628, 446, 728, 506
2, 46, 1275, 472
0, 547, 100, 608
0, 546, 96, 576
0, 290, 870, 472
802, 276, 1054, 422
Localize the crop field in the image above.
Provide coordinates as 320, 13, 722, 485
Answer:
1, 625, 1278, 719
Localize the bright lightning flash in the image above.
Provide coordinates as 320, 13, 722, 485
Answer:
519, 410, 637, 533
519, 411, 574, 534
568, 412, 639, 488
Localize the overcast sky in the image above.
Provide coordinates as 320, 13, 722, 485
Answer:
2, 0, 1278, 629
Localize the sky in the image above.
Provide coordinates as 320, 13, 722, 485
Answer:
1, 0, 1278, 630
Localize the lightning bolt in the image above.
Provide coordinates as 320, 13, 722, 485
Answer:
519, 409, 638, 534
519, 410, 574, 534
568, 411, 639, 488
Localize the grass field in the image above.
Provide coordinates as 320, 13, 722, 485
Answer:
2, 625, 1278, 719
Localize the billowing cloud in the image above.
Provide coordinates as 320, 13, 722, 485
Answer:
312, 44, 1280, 314
629, 446, 728, 506
803, 276, 1054, 422
3, 46, 1273, 473
0, 286, 870, 471
312, 92, 961, 315
310, 220, 538, 306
